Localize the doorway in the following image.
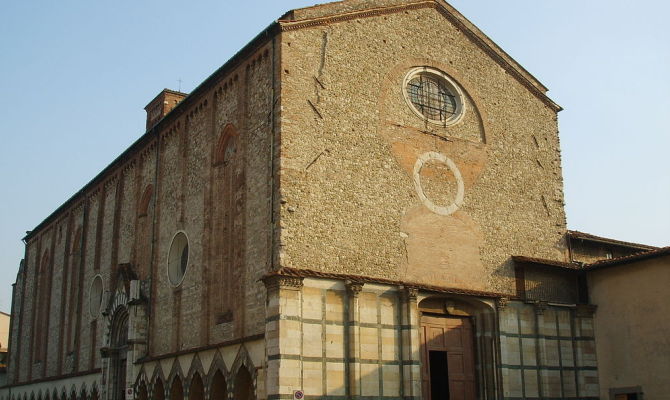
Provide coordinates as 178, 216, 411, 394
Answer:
421, 315, 476, 400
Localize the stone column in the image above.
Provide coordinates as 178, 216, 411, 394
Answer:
345, 281, 363, 399
263, 275, 304, 399
399, 286, 420, 400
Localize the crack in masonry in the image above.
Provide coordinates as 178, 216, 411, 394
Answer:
307, 99, 323, 119
305, 149, 329, 170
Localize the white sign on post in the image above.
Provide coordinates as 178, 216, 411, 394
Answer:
125, 388, 134, 400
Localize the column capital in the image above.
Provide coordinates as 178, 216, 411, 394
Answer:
496, 296, 510, 311
345, 280, 364, 297
398, 285, 418, 301
263, 274, 304, 291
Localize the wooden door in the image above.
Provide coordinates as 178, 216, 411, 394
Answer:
421, 315, 476, 400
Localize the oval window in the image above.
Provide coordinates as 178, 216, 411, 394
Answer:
168, 231, 190, 286
89, 275, 104, 318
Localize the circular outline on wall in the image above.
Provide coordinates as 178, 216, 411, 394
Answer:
89, 274, 104, 319
167, 230, 190, 287
402, 66, 466, 126
413, 151, 465, 216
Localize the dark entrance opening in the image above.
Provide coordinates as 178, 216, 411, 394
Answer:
429, 351, 450, 399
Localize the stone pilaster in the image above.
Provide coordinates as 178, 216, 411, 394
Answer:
345, 280, 363, 399
399, 286, 421, 400
263, 275, 304, 399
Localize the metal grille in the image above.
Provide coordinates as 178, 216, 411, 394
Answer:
407, 74, 457, 122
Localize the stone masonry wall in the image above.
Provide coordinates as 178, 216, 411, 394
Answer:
8, 41, 276, 389
265, 277, 422, 399
277, 3, 568, 295
498, 301, 599, 399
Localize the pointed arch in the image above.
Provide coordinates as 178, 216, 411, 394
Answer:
136, 381, 148, 400
213, 123, 239, 166
137, 184, 154, 217
233, 368, 254, 400
89, 385, 98, 400
168, 376, 183, 400
187, 373, 204, 400
230, 345, 256, 400
229, 345, 255, 382
206, 351, 230, 384
33, 249, 51, 361
152, 379, 165, 400
185, 355, 206, 384
166, 359, 185, 391
69, 384, 77, 400
78, 383, 87, 400
135, 367, 150, 390
209, 369, 227, 400
150, 363, 167, 390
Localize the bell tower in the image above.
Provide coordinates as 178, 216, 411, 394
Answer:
144, 89, 187, 131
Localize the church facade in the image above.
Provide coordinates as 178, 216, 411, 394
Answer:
2, 1, 659, 400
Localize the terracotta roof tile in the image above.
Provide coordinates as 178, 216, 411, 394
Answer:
585, 246, 670, 270
568, 230, 658, 250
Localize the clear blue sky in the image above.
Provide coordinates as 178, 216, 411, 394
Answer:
1, 0, 668, 313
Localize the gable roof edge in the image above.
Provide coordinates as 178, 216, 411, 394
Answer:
280, 0, 562, 112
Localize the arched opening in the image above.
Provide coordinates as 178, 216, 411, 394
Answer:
110, 310, 129, 400
169, 378, 183, 400
153, 380, 165, 400
188, 375, 204, 400
137, 383, 148, 400
418, 295, 498, 400
137, 185, 154, 217
209, 370, 227, 400
233, 368, 254, 400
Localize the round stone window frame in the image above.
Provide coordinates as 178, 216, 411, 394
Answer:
167, 231, 190, 287
89, 274, 104, 319
402, 66, 466, 126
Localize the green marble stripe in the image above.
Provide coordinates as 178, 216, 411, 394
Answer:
499, 364, 597, 371
503, 397, 598, 400
499, 331, 595, 341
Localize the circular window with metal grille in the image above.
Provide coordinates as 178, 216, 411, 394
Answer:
167, 231, 190, 286
403, 67, 465, 126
